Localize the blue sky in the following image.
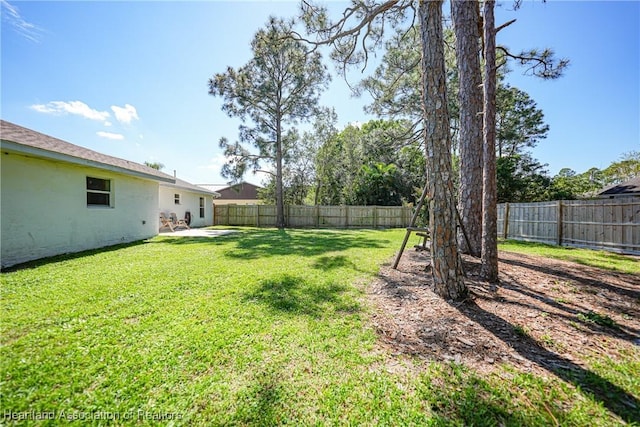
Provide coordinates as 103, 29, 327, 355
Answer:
2, 1, 638, 187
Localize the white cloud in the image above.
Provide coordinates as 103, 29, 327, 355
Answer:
97, 131, 124, 141
1, 0, 44, 43
201, 154, 227, 170
104, 121, 113, 127
30, 104, 55, 114
111, 104, 139, 124
30, 100, 110, 122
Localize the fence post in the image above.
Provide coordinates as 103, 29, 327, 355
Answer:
557, 200, 563, 246
286, 205, 290, 227
345, 205, 350, 228
315, 205, 320, 228
503, 202, 510, 239
373, 206, 378, 228
256, 205, 260, 227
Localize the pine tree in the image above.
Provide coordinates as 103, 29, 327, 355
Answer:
209, 18, 329, 228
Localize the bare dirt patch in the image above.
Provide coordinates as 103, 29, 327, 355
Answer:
369, 248, 640, 378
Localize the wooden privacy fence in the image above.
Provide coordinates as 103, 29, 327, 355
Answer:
214, 204, 413, 229
498, 197, 640, 255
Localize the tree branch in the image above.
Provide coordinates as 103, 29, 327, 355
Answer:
254, 169, 276, 177
295, 0, 414, 73
496, 46, 569, 79
243, 153, 275, 161
300, 0, 399, 46
495, 18, 516, 33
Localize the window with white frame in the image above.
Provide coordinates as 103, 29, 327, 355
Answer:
86, 177, 111, 207
174, 193, 180, 205
199, 197, 205, 218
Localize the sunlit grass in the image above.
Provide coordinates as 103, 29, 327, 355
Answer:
1, 228, 637, 425
2, 228, 430, 425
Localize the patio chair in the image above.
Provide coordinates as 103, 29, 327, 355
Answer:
159, 212, 174, 232
170, 212, 191, 230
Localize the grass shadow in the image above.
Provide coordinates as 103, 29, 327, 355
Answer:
222, 229, 388, 260
312, 255, 356, 271
454, 299, 640, 424
1, 240, 147, 272
149, 230, 240, 246
243, 274, 359, 318
464, 256, 640, 421
231, 367, 289, 425
149, 228, 389, 260
500, 240, 640, 274
419, 363, 549, 426
374, 253, 639, 423
499, 255, 640, 304
496, 256, 640, 345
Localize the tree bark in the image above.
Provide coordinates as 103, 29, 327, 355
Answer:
481, 0, 499, 282
419, 0, 467, 300
451, 0, 483, 257
275, 113, 286, 228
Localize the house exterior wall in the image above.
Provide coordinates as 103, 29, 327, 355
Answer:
1, 152, 160, 268
159, 186, 214, 228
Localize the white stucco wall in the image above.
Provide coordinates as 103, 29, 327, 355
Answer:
159, 186, 214, 228
1, 152, 160, 268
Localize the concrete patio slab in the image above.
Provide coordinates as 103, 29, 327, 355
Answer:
158, 229, 238, 238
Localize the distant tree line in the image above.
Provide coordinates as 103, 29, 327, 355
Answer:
260, 118, 638, 206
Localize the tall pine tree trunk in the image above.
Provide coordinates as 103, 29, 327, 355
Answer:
275, 114, 286, 228
481, 0, 499, 282
452, 0, 483, 257
419, 0, 467, 300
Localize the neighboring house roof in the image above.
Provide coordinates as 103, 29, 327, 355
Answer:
197, 182, 262, 200
1, 120, 174, 183
598, 177, 640, 197
199, 184, 232, 193
161, 177, 220, 197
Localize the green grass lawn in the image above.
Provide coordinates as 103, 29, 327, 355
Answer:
1, 229, 638, 426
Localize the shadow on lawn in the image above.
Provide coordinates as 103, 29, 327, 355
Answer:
454, 299, 640, 424
153, 229, 389, 260
497, 257, 640, 343
1, 240, 147, 272
500, 256, 640, 302
231, 366, 288, 425
501, 240, 639, 273
312, 255, 357, 271
243, 274, 360, 318
419, 364, 546, 426
374, 254, 640, 424
460, 257, 640, 422
222, 229, 389, 260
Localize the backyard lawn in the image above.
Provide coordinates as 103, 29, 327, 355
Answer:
1, 228, 638, 426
